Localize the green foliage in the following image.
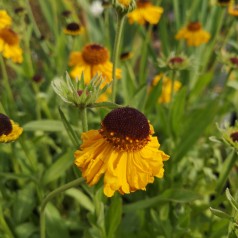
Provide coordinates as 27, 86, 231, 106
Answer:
0, 0, 238, 237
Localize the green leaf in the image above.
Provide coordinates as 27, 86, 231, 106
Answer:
15, 223, 37, 238
169, 87, 187, 137
13, 184, 36, 224
58, 107, 81, 148
45, 203, 70, 238
123, 189, 201, 213
226, 188, 238, 212
106, 196, 122, 238
42, 150, 74, 185
145, 78, 163, 113
65, 188, 95, 213
210, 207, 234, 221
173, 100, 219, 162
129, 84, 147, 111
190, 72, 213, 100
23, 120, 65, 132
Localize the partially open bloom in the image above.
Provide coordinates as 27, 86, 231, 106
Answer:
52, 72, 111, 106
152, 74, 181, 103
0, 27, 23, 63
218, 121, 238, 151
112, 0, 136, 14
158, 52, 191, 71
228, 2, 238, 17
63, 22, 85, 36
0, 10, 12, 29
0, 113, 23, 143
218, 51, 238, 70
127, 0, 163, 25
69, 44, 121, 85
176, 22, 211, 47
74, 107, 169, 197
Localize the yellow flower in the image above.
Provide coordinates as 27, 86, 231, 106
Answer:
0, 28, 23, 63
127, 0, 163, 25
0, 10, 12, 29
69, 44, 121, 85
152, 74, 181, 103
228, 2, 238, 17
0, 113, 23, 143
74, 107, 169, 197
175, 22, 211, 47
63, 22, 85, 36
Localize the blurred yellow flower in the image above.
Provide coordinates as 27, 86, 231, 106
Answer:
74, 107, 169, 197
0, 10, 12, 29
127, 0, 163, 25
152, 74, 181, 103
63, 22, 85, 36
228, 2, 238, 17
69, 43, 121, 85
0, 28, 23, 63
175, 22, 210, 47
0, 113, 23, 143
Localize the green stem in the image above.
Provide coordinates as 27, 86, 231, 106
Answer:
24, 0, 49, 54
32, 83, 42, 120
112, 13, 125, 103
224, 68, 233, 86
40, 177, 84, 238
173, 0, 180, 29
170, 70, 176, 102
216, 150, 237, 194
138, 25, 152, 85
0, 55, 14, 114
58, 107, 81, 147
0, 207, 14, 238
81, 107, 88, 132
18, 138, 36, 171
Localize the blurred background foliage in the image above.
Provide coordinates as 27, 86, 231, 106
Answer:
0, 0, 238, 237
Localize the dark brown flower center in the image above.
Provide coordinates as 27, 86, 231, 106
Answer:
82, 44, 109, 65
218, 0, 230, 3
99, 107, 151, 151
77, 90, 89, 96
32, 74, 43, 83
62, 10, 71, 17
230, 57, 238, 66
230, 131, 238, 142
14, 7, 25, 14
0, 113, 12, 136
66, 22, 81, 32
0, 28, 19, 45
187, 22, 201, 32
137, 0, 151, 8
169, 57, 184, 64
120, 52, 132, 60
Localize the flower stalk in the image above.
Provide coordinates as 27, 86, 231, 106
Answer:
139, 25, 152, 85
81, 107, 88, 132
40, 177, 84, 238
112, 13, 125, 102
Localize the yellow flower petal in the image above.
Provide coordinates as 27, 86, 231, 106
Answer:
74, 107, 169, 197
